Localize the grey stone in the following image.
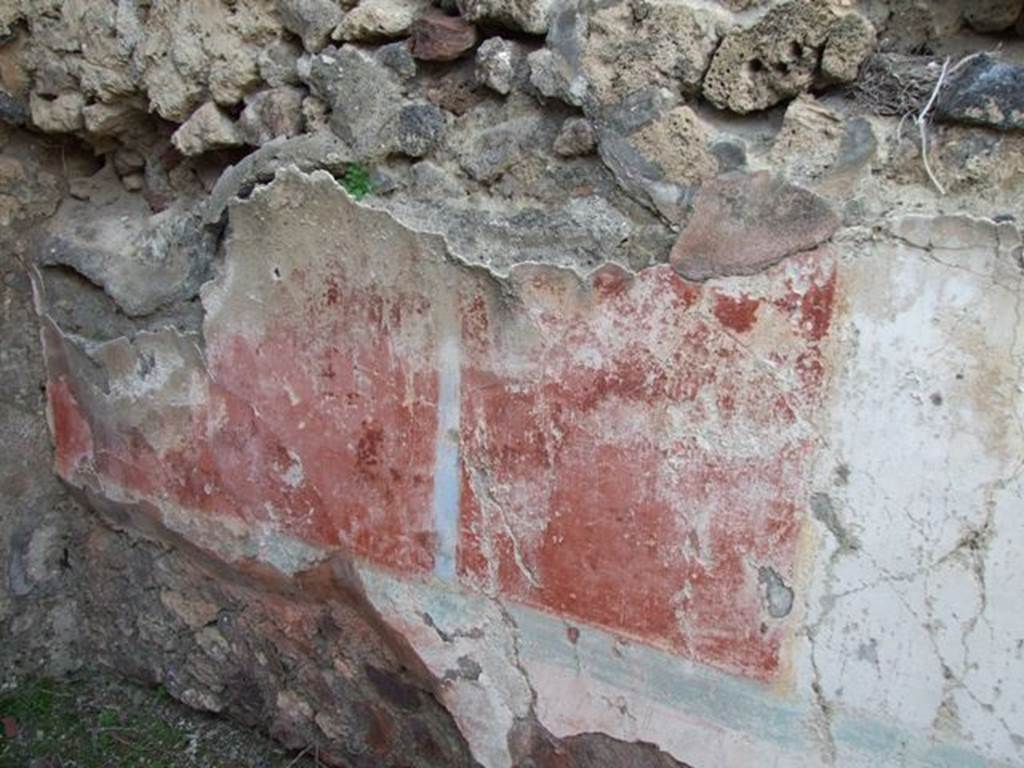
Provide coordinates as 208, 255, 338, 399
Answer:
335, 0, 430, 42
171, 102, 243, 156
457, 0, 555, 34
758, 567, 794, 619
963, 0, 1023, 32
258, 40, 304, 87
596, 128, 689, 221
586, 89, 714, 220
475, 37, 528, 96
527, 48, 581, 104
710, 139, 747, 173
455, 115, 543, 182
29, 91, 85, 133
238, 87, 307, 146
395, 103, 446, 157
276, 0, 346, 52
0, 89, 28, 126
40, 180, 217, 317
553, 117, 595, 157
936, 54, 1024, 132
833, 117, 877, 175
377, 41, 418, 79
300, 45, 405, 158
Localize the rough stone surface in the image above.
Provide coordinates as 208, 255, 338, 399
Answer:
627, 105, 715, 188
81, 100, 150, 139
703, 2, 873, 113
552, 117, 595, 157
39, 172, 217, 317
410, 13, 480, 61
395, 103, 446, 157
0, 89, 28, 126
936, 54, 1024, 132
457, 0, 555, 34
963, 0, 1024, 32
301, 45, 409, 158
238, 87, 307, 146
573, 0, 718, 106
821, 13, 877, 84
73, 507, 478, 768
670, 171, 841, 280
171, 102, 244, 156
336, 0, 432, 42
475, 37, 528, 96
277, 0, 346, 52
29, 92, 84, 133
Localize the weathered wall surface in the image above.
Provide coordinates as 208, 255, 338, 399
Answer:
2, 0, 1024, 766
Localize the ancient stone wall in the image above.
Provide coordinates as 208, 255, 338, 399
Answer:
2, 0, 1023, 765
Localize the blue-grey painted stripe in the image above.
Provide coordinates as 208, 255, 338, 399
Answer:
359, 567, 1007, 768
432, 334, 461, 580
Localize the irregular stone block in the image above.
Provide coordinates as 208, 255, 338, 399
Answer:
936, 54, 1024, 132
171, 102, 243, 157
577, 0, 718, 106
963, 0, 1024, 32
475, 37, 528, 95
457, 0, 555, 34
670, 171, 840, 280
552, 116, 595, 157
300, 45, 406, 158
627, 105, 715, 188
82, 100, 148, 138
276, 0, 345, 52
703, 2, 874, 113
39, 184, 216, 317
409, 12, 479, 61
29, 91, 85, 133
590, 89, 712, 220
237, 87, 307, 146
394, 102, 446, 157
821, 12, 877, 83
336, 0, 431, 41
0, 89, 29, 126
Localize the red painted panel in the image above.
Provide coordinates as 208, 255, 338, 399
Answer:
47, 195, 836, 680
458, 259, 834, 679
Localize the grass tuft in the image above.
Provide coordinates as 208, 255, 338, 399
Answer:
0, 675, 315, 767
341, 164, 373, 201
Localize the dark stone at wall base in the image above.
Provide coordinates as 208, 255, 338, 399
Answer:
73, 490, 476, 768
511, 719, 694, 768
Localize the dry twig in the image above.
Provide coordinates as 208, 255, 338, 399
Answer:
911, 51, 985, 195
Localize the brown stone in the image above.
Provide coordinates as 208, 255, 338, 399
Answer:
425, 71, 486, 115
409, 13, 479, 62
670, 171, 840, 281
